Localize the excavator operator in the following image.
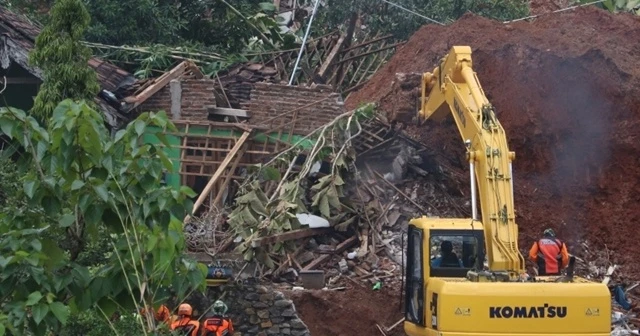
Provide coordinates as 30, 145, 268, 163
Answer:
431, 240, 464, 268
528, 228, 570, 275
171, 303, 200, 336
201, 300, 234, 336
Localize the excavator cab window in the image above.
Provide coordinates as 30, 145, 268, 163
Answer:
405, 225, 425, 326
429, 231, 483, 278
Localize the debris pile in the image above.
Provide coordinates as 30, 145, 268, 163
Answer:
188, 5, 640, 336
254, 118, 468, 293
346, 6, 640, 278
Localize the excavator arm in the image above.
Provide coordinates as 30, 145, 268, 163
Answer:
402, 45, 611, 336
418, 46, 525, 275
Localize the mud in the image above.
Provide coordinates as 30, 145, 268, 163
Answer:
287, 285, 404, 336
346, 7, 640, 276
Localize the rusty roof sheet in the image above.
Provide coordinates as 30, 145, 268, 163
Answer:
0, 6, 132, 92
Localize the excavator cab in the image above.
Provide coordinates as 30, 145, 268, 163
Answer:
405, 220, 485, 327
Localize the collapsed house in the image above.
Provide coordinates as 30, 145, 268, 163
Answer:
124, 59, 350, 211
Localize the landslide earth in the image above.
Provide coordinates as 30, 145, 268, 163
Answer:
346, 7, 640, 276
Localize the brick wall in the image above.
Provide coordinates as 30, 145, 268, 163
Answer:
139, 85, 171, 113
180, 79, 216, 120
138, 79, 217, 121
241, 82, 346, 135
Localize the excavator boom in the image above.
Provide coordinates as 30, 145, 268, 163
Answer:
418, 46, 524, 275
401, 46, 611, 336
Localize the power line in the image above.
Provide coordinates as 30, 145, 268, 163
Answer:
378, 0, 606, 26
379, 0, 445, 26
289, 0, 322, 85
502, 0, 607, 23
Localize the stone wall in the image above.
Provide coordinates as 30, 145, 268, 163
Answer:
205, 282, 310, 336
138, 79, 217, 121
241, 82, 346, 135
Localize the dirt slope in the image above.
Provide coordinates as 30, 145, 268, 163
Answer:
288, 285, 404, 336
346, 7, 640, 276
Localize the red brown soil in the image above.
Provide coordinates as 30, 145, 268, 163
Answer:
346, 7, 640, 277
287, 285, 404, 336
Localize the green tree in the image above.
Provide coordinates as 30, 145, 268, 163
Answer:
28, 0, 100, 122
0, 101, 206, 335
578, 0, 640, 15
315, 0, 529, 40
82, 0, 287, 53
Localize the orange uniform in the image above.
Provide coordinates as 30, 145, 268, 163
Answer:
528, 237, 569, 275
200, 315, 234, 336
140, 304, 171, 324
171, 317, 200, 336
171, 303, 200, 336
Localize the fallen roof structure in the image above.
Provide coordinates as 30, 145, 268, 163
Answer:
0, 6, 136, 127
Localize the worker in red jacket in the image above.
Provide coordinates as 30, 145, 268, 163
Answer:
528, 228, 570, 275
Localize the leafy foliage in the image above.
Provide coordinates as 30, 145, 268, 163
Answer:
0, 154, 23, 211
28, 0, 100, 122
83, 0, 290, 53
227, 104, 376, 267
579, 0, 640, 14
60, 310, 143, 336
0, 100, 206, 335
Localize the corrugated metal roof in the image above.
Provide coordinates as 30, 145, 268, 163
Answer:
0, 6, 132, 92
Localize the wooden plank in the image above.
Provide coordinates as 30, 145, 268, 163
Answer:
163, 144, 269, 155
273, 238, 311, 275
211, 144, 247, 206
335, 42, 405, 65
180, 171, 243, 179
125, 61, 189, 108
303, 236, 358, 271
602, 265, 617, 285
316, 32, 348, 79
187, 61, 205, 79
342, 34, 393, 53
347, 40, 386, 87
209, 107, 251, 118
184, 131, 251, 223
251, 228, 331, 248
171, 120, 257, 130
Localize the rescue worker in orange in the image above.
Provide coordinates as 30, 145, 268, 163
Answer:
528, 228, 569, 275
201, 300, 234, 336
140, 304, 172, 325
170, 303, 200, 336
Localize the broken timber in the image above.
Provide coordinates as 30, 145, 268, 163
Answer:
124, 61, 201, 109
184, 130, 251, 224
303, 236, 358, 271
251, 228, 331, 248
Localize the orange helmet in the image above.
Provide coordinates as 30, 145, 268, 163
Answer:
178, 303, 193, 317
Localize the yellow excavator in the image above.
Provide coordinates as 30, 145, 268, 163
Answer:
403, 46, 611, 335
